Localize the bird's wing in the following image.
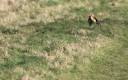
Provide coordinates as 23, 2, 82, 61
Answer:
91, 16, 97, 23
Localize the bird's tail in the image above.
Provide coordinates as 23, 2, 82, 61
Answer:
96, 20, 101, 26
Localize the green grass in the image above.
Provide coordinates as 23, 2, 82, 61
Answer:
0, 0, 128, 80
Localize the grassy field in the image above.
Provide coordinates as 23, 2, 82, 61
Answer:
0, 0, 128, 80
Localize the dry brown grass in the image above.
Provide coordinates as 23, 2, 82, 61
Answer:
0, 0, 101, 26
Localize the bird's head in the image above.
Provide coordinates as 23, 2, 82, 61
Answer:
90, 14, 95, 17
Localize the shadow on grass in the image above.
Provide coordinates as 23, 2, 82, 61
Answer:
18, 16, 128, 52
0, 26, 19, 35
25, 18, 88, 51
0, 55, 47, 70
25, 17, 115, 40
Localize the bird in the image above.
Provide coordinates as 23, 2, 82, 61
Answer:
88, 14, 101, 26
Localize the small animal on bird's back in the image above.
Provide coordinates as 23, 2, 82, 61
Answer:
88, 14, 101, 27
